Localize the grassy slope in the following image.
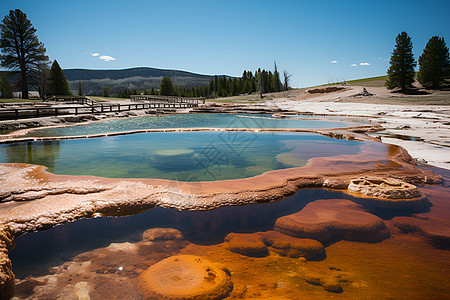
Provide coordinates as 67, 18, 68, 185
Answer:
346, 75, 389, 87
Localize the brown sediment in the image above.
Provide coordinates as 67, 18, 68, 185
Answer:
259, 231, 324, 259
137, 255, 233, 299
390, 184, 450, 249
9, 191, 450, 299
274, 199, 390, 243
224, 233, 268, 256
224, 231, 324, 259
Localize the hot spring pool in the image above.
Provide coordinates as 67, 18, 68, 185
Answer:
0, 131, 362, 181
17, 113, 359, 137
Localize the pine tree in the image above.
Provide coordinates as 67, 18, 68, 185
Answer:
78, 80, 83, 96
159, 77, 173, 96
49, 60, 70, 95
418, 36, 450, 89
273, 61, 281, 92
102, 86, 110, 97
0, 9, 49, 99
386, 32, 417, 91
36, 62, 50, 99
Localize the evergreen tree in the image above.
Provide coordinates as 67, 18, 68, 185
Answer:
273, 61, 281, 92
78, 80, 83, 96
0, 73, 12, 98
214, 75, 218, 93
258, 73, 263, 99
209, 79, 214, 95
159, 77, 174, 96
0, 9, 49, 99
35, 62, 50, 99
386, 32, 416, 91
102, 86, 110, 97
418, 36, 450, 89
49, 60, 70, 95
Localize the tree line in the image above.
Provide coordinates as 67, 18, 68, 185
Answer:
386, 31, 450, 91
116, 62, 291, 99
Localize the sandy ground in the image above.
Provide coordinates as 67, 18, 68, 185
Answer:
264, 86, 450, 170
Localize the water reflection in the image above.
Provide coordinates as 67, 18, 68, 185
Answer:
10, 188, 346, 279
1, 140, 60, 172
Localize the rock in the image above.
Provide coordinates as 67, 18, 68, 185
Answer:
64, 116, 81, 122
258, 231, 323, 259
348, 177, 427, 211
224, 233, 268, 256
74, 281, 91, 300
107, 242, 137, 252
348, 177, 422, 199
274, 199, 390, 243
142, 228, 184, 241
0, 226, 14, 300
137, 255, 233, 299
304, 268, 354, 293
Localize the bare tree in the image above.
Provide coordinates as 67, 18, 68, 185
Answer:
283, 71, 291, 91
258, 73, 263, 99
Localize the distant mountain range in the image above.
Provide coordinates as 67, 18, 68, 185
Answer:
63, 67, 228, 96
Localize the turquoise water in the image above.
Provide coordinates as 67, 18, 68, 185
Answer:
20, 113, 356, 137
0, 131, 362, 181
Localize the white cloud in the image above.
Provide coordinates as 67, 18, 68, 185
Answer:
90, 53, 100, 57
350, 64, 357, 67
99, 55, 116, 62
330, 60, 338, 64
360, 62, 370, 66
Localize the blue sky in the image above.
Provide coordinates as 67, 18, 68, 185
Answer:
1, 0, 449, 87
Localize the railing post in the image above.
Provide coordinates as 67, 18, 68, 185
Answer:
15, 109, 18, 120
55, 108, 58, 117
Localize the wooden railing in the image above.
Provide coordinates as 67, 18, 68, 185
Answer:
46, 96, 96, 106
130, 95, 205, 104
0, 102, 198, 121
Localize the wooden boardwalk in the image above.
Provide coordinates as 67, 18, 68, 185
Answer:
0, 96, 203, 121
131, 95, 205, 104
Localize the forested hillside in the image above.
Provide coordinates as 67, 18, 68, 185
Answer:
63, 67, 223, 96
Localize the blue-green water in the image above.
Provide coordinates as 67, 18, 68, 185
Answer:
20, 113, 356, 137
0, 131, 362, 181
